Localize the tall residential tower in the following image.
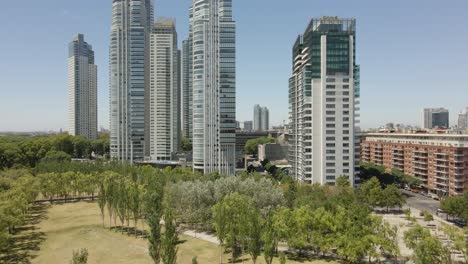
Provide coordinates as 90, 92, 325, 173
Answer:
288, 17, 360, 185
149, 18, 181, 160
191, 0, 236, 175
109, 0, 154, 162
68, 34, 97, 140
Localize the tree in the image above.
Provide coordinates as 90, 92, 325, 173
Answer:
160, 206, 178, 264
287, 206, 314, 255
191, 257, 198, 264
279, 252, 287, 264
146, 175, 164, 264
262, 212, 278, 264
381, 184, 406, 212
378, 222, 400, 262
181, 138, 192, 152
357, 177, 382, 209
70, 248, 88, 264
440, 196, 463, 219
245, 205, 262, 264
404, 225, 450, 264
42, 150, 71, 163
423, 211, 434, 222
245, 137, 275, 156
212, 193, 253, 263
442, 223, 468, 262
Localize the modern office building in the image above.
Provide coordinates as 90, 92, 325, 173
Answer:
361, 133, 468, 196
423, 108, 449, 129
68, 34, 97, 140
191, 0, 236, 175
253, 105, 270, 131
181, 37, 193, 140
458, 108, 468, 130
149, 18, 180, 160
109, 0, 154, 162
288, 17, 360, 185
244, 121, 253, 132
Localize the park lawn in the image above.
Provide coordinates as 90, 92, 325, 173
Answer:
27, 202, 336, 264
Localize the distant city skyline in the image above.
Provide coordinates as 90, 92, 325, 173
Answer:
0, 0, 468, 132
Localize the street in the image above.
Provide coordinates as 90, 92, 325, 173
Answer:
401, 189, 441, 215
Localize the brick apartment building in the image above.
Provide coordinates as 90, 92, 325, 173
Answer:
361, 133, 468, 196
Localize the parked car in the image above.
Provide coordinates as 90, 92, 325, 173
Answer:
454, 219, 466, 227
437, 208, 446, 214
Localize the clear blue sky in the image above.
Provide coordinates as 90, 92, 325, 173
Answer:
0, 0, 467, 132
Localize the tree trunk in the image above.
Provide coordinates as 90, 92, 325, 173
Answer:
219, 245, 223, 264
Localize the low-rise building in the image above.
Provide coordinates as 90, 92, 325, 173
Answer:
361, 133, 468, 196
258, 143, 289, 162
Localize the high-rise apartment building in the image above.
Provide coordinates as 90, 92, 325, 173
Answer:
423, 108, 449, 129
289, 17, 360, 185
253, 105, 269, 131
191, 0, 236, 176
68, 34, 97, 140
149, 18, 180, 160
182, 37, 193, 140
109, 0, 154, 162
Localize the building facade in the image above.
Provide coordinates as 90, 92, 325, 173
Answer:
361, 133, 468, 196
288, 17, 360, 185
258, 143, 289, 162
149, 18, 180, 160
191, 0, 236, 175
423, 108, 449, 129
68, 34, 97, 140
109, 0, 153, 162
181, 37, 193, 140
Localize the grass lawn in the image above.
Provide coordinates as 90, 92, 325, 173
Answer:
2, 201, 337, 264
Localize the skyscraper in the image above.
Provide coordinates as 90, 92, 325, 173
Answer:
253, 105, 269, 131
261, 106, 269, 131
149, 18, 180, 160
289, 17, 359, 185
181, 37, 193, 140
423, 108, 449, 129
191, 0, 236, 176
68, 34, 97, 140
109, 0, 154, 162
253, 104, 262, 131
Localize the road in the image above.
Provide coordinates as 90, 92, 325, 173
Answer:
401, 189, 441, 215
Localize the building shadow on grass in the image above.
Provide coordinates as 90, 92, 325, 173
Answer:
0, 204, 49, 263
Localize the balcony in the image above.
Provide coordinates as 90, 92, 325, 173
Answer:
435, 163, 449, 168
413, 159, 427, 165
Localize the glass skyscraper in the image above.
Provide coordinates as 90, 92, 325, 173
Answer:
289, 17, 359, 185
191, 0, 236, 175
109, 0, 154, 162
